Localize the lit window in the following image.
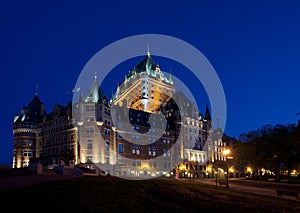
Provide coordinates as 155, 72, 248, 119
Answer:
163, 149, 167, 157
148, 147, 157, 156
132, 146, 141, 155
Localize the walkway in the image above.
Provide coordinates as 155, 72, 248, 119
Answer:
184, 177, 300, 201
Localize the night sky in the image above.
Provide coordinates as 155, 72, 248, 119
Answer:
1, 0, 300, 165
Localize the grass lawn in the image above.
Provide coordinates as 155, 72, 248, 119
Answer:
0, 175, 299, 213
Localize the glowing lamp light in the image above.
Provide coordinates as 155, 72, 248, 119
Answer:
223, 149, 230, 156
229, 167, 235, 173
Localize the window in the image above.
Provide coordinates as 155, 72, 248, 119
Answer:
86, 127, 94, 133
164, 162, 171, 169
105, 140, 109, 152
85, 105, 95, 112
87, 139, 93, 149
118, 158, 124, 167
86, 116, 95, 122
25, 141, 33, 146
23, 150, 33, 157
163, 149, 170, 157
87, 155, 93, 163
104, 119, 111, 126
150, 161, 158, 168
105, 156, 109, 164
132, 135, 141, 140
23, 160, 29, 167
104, 128, 110, 136
132, 146, 141, 155
118, 143, 123, 153
132, 160, 141, 167
148, 147, 157, 156
118, 133, 123, 138
70, 133, 74, 140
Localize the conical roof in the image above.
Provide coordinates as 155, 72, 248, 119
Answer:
14, 95, 45, 123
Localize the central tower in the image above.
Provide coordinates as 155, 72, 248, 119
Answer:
112, 53, 175, 112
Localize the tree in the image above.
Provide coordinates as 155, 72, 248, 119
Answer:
60, 148, 75, 166
236, 123, 299, 181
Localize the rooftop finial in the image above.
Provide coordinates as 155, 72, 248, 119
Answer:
94, 69, 97, 80
147, 43, 150, 56
35, 85, 39, 96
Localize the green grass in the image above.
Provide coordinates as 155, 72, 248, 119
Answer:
0, 175, 299, 213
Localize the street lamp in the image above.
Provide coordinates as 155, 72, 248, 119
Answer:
223, 149, 231, 188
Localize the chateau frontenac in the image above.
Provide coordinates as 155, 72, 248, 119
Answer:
12, 53, 228, 178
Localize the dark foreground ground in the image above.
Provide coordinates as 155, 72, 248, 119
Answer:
0, 171, 300, 213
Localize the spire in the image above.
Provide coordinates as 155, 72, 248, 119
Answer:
35, 85, 39, 96
94, 70, 97, 80
147, 43, 150, 56
204, 104, 211, 121
134, 53, 156, 74
110, 90, 115, 101
81, 77, 100, 103
169, 69, 174, 85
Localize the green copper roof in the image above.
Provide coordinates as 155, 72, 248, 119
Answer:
125, 54, 174, 85
81, 78, 109, 106
81, 78, 99, 103
134, 54, 157, 74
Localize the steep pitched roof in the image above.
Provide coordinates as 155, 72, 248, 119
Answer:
204, 105, 211, 121
133, 54, 157, 74
81, 78, 99, 103
14, 95, 45, 123
98, 87, 109, 106
80, 78, 109, 106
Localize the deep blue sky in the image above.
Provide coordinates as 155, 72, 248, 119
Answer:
1, 0, 300, 165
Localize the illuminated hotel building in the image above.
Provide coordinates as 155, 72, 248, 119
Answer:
12, 53, 227, 178
12, 96, 78, 168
